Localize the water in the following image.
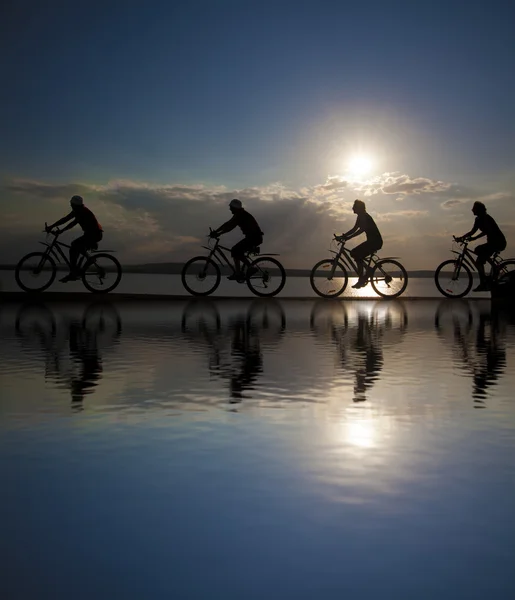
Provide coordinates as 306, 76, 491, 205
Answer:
1, 298, 514, 599
0, 270, 492, 298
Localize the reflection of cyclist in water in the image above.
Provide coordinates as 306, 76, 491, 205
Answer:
181, 299, 284, 403
352, 312, 384, 402
472, 309, 506, 403
15, 302, 121, 407
310, 301, 406, 402
434, 301, 506, 405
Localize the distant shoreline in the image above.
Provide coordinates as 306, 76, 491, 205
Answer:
0, 264, 438, 278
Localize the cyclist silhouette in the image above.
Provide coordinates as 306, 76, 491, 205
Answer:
210, 199, 263, 282
337, 199, 383, 289
46, 195, 103, 283
455, 201, 506, 292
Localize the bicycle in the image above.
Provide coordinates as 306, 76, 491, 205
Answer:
181, 229, 286, 297
15, 224, 123, 294
434, 236, 515, 298
309, 235, 408, 299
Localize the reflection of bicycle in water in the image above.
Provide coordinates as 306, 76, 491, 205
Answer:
310, 236, 408, 299
434, 300, 506, 406
15, 302, 122, 405
181, 299, 286, 402
310, 300, 408, 402
434, 236, 515, 298
182, 228, 286, 297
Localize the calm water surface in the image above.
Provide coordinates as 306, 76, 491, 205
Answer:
1, 298, 514, 599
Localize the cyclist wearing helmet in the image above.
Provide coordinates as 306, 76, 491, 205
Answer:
46, 195, 103, 282
337, 199, 383, 289
456, 201, 507, 292
211, 199, 263, 281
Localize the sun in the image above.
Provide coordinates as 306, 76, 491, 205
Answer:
347, 155, 373, 178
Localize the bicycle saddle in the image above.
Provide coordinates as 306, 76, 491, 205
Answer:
250, 246, 260, 255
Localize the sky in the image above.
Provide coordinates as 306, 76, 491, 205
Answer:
1, 0, 515, 269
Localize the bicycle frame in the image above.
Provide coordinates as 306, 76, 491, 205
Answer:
201, 238, 275, 273
451, 239, 504, 277
327, 239, 401, 279
38, 233, 91, 271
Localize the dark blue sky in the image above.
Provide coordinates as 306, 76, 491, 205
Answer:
2, 0, 515, 187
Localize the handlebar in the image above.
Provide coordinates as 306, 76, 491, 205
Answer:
43, 222, 61, 236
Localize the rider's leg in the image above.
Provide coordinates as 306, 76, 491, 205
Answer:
350, 242, 373, 288
61, 236, 87, 282
229, 239, 248, 280
473, 243, 491, 291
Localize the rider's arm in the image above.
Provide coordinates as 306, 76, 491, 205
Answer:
48, 212, 75, 230
60, 219, 78, 233
457, 224, 478, 241
341, 216, 362, 240
214, 216, 237, 235
469, 231, 486, 241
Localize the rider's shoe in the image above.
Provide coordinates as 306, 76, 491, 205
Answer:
227, 272, 245, 283
352, 277, 367, 289
60, 271, 80, 283
473, 282, 490, 292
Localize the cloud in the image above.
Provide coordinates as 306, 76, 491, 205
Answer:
353, 172, 451, 197
375, 210, 429, 222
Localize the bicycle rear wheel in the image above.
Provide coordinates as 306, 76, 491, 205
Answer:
309, 259, 348, 298
182, 257, 221, 296
371, 260, 408, 298
434, 259, 473, 298
246, 257, 286, 297
15, 252, 57, 292
82, 253, 122, 293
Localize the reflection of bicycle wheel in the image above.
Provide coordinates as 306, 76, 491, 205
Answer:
15, 303, 57, 340
369, 300, 408, 332
246, 299, 286, 343
181, 299, 222, 334
82, 302, 122, 349
309, 300, 349, 338
434, 299, 474, 336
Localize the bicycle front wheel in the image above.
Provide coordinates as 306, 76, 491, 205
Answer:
15, 252, 57, 292
182, 257, 221, 296
309, 259, 348, 298
434, 259, 473, 298
371, 260, 408, 298
246, 257, 286, 297
82, 253, 123, 294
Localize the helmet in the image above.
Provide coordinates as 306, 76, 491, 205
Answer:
229, 199, 242, 209
70, 195, 84, 207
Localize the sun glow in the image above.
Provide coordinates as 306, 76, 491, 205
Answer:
347, 154, 373, 179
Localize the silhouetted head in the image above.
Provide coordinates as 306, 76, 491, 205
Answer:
353, 199, 366, 214
229, 198, 243, 213
70, 195, 84, 210
472, 201, 486, 216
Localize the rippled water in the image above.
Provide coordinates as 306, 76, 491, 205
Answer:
1, 298, 514, 599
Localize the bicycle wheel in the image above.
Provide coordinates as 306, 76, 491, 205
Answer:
82, 253, 122, 293
246, 257, 286, 297
434, 259, 473, 298
309, 259, 348, 298
371, 260, 408, 298
15, 252, 57, 292
497, 259, 515, 279
182, 257, 221, 296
